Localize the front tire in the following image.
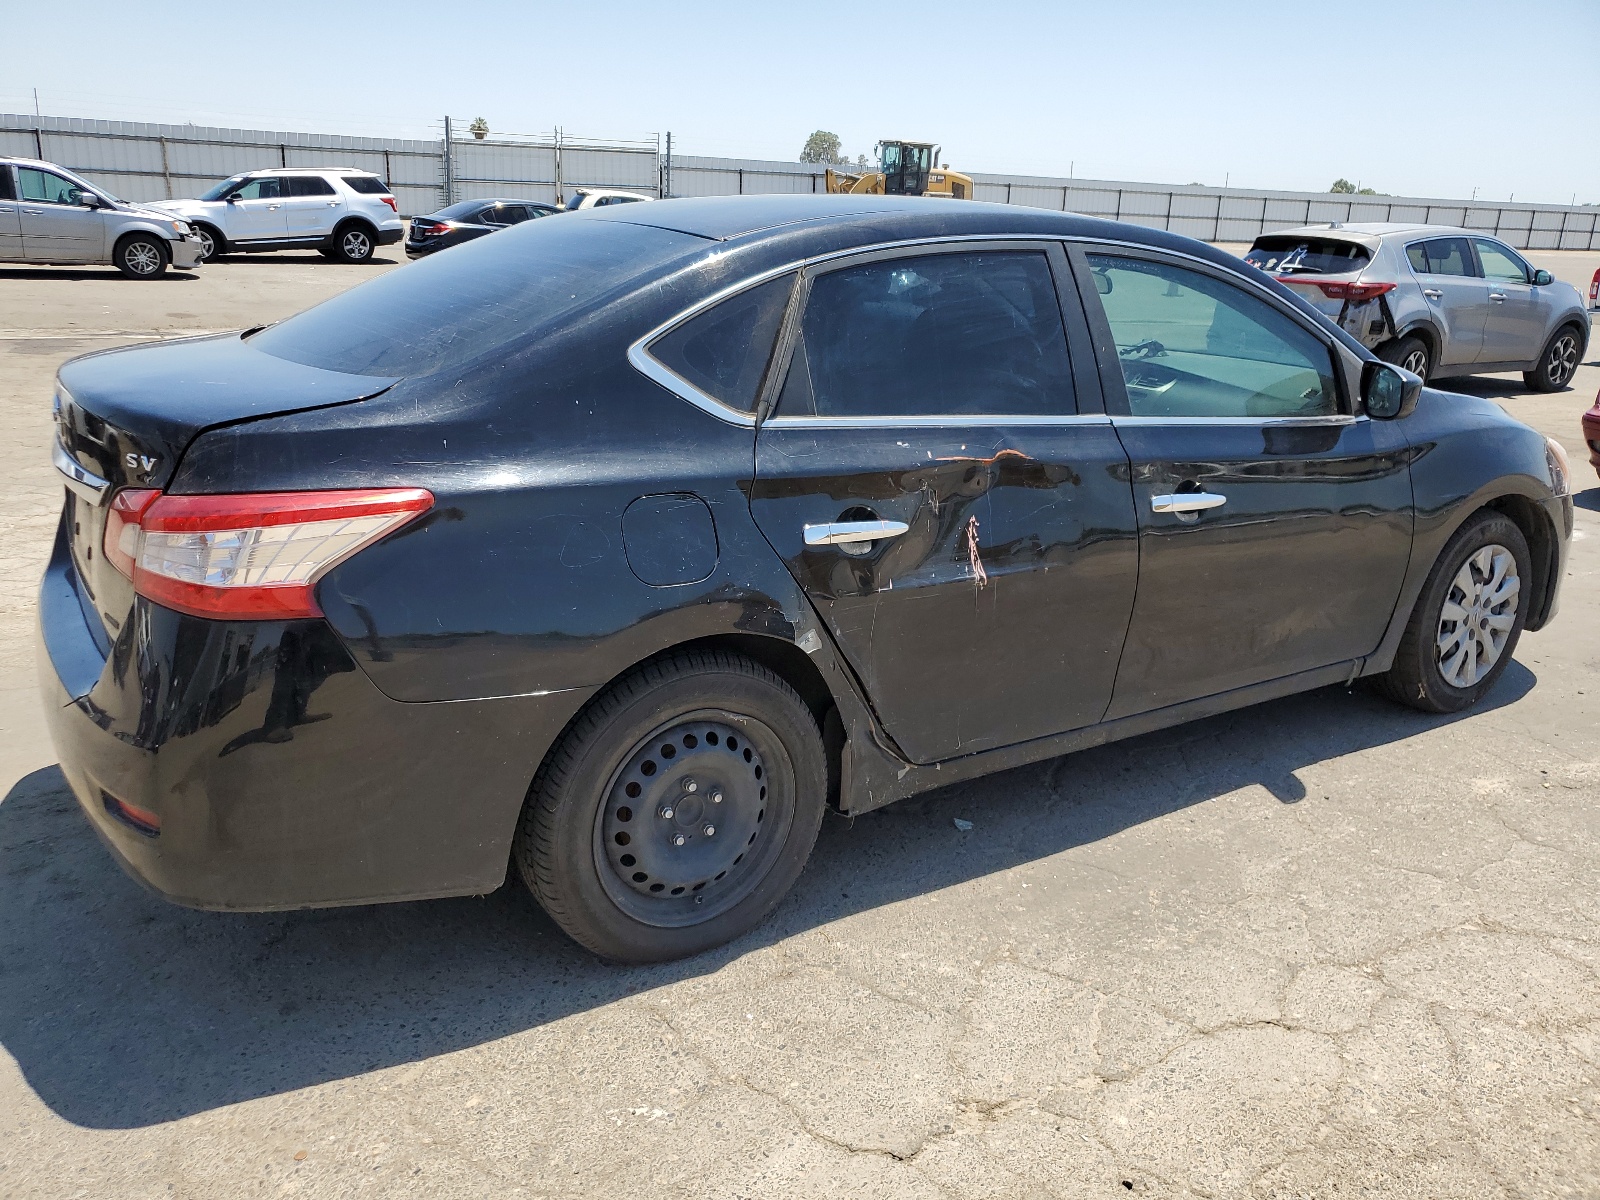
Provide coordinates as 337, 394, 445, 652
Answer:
514, 651, 827, 963
331, 223, 375, 263
1379, 334, 1431, 382
194, 225, 224, 263
1523, 325, 1582, 392
1374, 510, 1530, 713
113, 234, 169, 279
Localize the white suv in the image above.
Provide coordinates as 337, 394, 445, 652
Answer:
153, 169, 403, 263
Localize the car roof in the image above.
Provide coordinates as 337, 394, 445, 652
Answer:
243, 167, 378, 176
1257, 222, 1490, 245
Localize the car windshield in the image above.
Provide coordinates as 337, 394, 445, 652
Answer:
1244, 237, 1372, 276
198, 175, 247, 202
249, 217, 707, 377
433, 200, 490, 220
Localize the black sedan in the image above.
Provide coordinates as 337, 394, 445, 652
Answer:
404, 197, 558, 256
39, 196, 1573, 962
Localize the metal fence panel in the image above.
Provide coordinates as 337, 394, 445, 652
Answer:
4, 113, 1597, 248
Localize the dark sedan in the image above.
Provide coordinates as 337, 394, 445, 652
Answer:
38, 196, 1573, 962
404, 197, 558, 256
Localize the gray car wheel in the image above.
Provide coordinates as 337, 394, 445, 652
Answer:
1524, 325, 1582, 392
332, 224, 375, 263
1379, 335, 1431, 382
113, 234, 169, 279
194, 226, 223, 262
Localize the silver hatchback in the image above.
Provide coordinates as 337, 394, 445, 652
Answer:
1244, 224, 1589, 391
0, 157, 203, 277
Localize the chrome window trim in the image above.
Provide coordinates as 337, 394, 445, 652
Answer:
53, 439, 110, 503
629, 231, 1351, 428
1109, 414, 1362, 428
768, 413, 1114, 430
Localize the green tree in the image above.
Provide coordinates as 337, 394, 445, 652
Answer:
800, 130, 844, 164
1330, 178, 1355, 194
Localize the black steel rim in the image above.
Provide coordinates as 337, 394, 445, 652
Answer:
592, 710, 793, 928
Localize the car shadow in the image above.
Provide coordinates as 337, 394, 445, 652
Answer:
0, 666, 1535, 1129
210, 253, 401, 266
0, 268, 199, 282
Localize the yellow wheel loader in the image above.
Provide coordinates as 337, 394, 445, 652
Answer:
824, 140, 974, 200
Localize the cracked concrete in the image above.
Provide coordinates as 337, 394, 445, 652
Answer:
0, 253, 1597, 1198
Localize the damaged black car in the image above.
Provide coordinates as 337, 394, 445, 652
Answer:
39, 195, 1572, 961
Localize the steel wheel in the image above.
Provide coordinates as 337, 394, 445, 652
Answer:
1435, 543, 1519, 688
339, 228, 373, 261
1546, 332, 1579, 388
594, 713, 790, 928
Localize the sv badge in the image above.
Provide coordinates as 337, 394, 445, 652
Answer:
125, 452, 158, 474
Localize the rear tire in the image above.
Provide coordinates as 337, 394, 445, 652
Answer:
1379, 335, 1431, 382
113, 233, 169, 279
330, 223, 375, 263
1523, 325, 1582, 392
1373, 510, 1530, 713
513, 650, 827, 963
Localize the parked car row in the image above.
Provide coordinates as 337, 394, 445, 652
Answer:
1, 154, 656, 275
39, 194, 1576, 961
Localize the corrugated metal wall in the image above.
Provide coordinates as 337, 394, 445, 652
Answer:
5, 113, 1598, 250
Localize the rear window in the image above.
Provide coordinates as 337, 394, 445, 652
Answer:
249, 217, 706, 378
1244, 237, 1371, 276
342, 175, 390, 194
288, 176, 336, 197
649, 273, 796, 413
433, 200, 489, 220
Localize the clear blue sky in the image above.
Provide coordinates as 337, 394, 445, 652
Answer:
6, 0, 1597, 203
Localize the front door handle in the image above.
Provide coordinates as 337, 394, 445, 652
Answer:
1489, 292, 1507, 302
1422, 288, 1442, 300
1151, 492, 1227, 514
804, 519, 910, 546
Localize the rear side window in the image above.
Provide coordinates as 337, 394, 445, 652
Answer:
287, 176, 336, 197
251, 217, 708, 378
341, 175, 390, 195
0, 166, 15, 201
649, 273, 796, 413
1406, 237, 1473, 277
1244, 237, 1371, 275
777, 251, 1076, 418
478, 205, 508, 225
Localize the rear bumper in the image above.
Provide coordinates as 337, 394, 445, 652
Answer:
376, 227, 403, 246
37, 521, 593, 910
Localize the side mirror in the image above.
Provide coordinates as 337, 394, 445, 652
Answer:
80, 192, 103, 208
225, 194, 241, 202
1363, 360, 1422, 420
1092, 269, 1113, 295
1532, 268, 1554, 286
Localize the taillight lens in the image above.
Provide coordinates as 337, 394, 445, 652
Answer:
425, 222, 451, 236
103, 488, 433, 619
1276, 277, 1397, 302
382, 195, 398, 212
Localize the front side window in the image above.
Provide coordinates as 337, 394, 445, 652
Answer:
230, 177, 283, 201
198, 175, 245, 201
18, 168, 82, 205
649, 272, 796, 413
1473, 238, 1529, 283
287, 176, 335, 197
1406, 237, 1473, 277
1087, 253, 1339, 420
777, 251, 1076, 418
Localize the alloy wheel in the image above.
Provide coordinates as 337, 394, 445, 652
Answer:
196, 228, 217, 260
125, 241, 162, 275
342, 230, 372, 259
594, 715, 789, 928
1401, 347, 1429, 377
1547, 333, 1579, 388
1435, 543, 1519, 688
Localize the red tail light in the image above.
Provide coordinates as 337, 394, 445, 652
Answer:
382, 195, 398, 212
1277, 277, 1397, 302
425, 222, 451, 236
103, 488, 433, 620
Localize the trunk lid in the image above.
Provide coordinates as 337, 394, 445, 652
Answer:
54, 333, 397, 648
